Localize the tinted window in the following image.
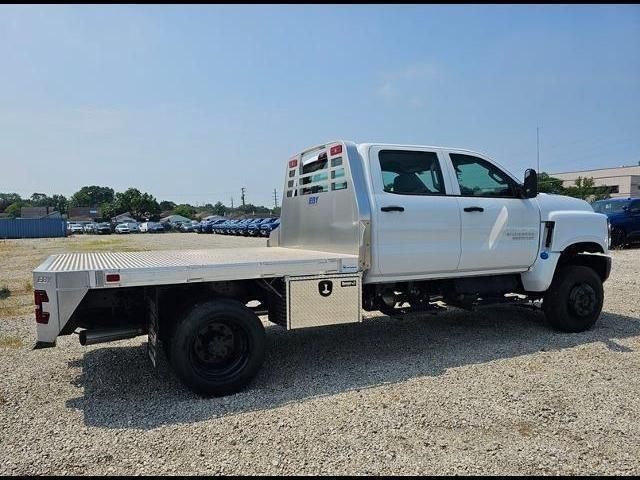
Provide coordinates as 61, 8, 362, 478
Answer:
379, 150, 445, 195
592, 200, 630, 213
450, 153, 518, 197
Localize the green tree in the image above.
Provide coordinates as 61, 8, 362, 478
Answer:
51, 194, 68, 214
113, 188, 160, 220
212, 201, 227, 216
174, 204, 197, 219
537, 172, 566, 195
563, 176, 610, 202
159, 200, 176, 211
30, 193, 49, 205
29, 193, 68, 214
100, 201, 116, 220
5, 202, 21, 218
69, 186, 115, 208
235, 203, 270, 215
0, 193, 22, 213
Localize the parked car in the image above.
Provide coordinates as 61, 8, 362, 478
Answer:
127, 222, 140, 233
203, 218, 226, 234
240, 218, 265, 236
214, 219, 234, 234
180, 222, 196, 233
215, 219, 235, 234
247, 218, 275, 236
148, 222, 165, 233
68, 223, 84, 235
260, 218, 280, 236
139, 222, 150, 233
84, 223, 97, 234
231, 219, 254, 235
592, 197, 640, 248
96, 222, 112, 235
161, 222, 173, 232
169, 221, 188, 231
232, 219, 251, 236
115, 223, 130, 234
198, 219, 213, 233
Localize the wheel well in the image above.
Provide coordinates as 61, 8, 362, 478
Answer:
558, 242, 609, 282
70, 279, 279, 341
156, 280, 272, 341
561, 242, 604, 256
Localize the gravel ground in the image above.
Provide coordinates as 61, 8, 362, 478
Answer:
1, 234, 639, 475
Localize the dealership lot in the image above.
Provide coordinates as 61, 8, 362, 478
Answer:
0, 234, 638, 475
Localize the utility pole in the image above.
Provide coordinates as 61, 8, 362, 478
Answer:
273, 189, 278, 209
241, 187, 246, 207
536, 126, 540, 173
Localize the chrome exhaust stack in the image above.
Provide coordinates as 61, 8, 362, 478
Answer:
79, 327, 145, 346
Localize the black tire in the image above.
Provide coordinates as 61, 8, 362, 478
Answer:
169, 299, 265, 396
611, 228, 627, 249
543, 265, 603, 333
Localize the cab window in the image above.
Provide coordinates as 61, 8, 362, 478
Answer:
450, 153, 519, 198
379, 150, 445, 195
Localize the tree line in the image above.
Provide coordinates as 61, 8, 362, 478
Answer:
536, 173, 612, 200
0, 186, 280, 221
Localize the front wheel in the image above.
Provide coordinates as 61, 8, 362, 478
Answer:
169, 299, 265, 396
543, 265, 604, 333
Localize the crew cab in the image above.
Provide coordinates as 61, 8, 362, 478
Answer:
33, 140, 611, 396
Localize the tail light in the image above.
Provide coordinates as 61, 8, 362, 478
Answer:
330, 144, 343, 156
34, 290, 50, 324
106, 273, 120, 283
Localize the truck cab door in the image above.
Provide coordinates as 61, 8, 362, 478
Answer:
367, 146, 461, 280
444, 152, 540, 272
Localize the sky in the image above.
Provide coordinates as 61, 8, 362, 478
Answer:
1, 4, 639, 207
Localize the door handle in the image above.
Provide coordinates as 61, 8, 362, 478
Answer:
381, 206, 405, 212
464, 206, 484, 212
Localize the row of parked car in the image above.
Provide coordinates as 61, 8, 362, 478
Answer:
197, 217, 280, 237
66, 217, 281, 237
66, 221, 191, 235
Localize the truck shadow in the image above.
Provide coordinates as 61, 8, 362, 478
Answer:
65, 306, 640, 429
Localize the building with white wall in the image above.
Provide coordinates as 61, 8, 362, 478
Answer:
550, 164, 640, 198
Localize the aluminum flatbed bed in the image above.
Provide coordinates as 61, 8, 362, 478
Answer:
35, 247, 360, 288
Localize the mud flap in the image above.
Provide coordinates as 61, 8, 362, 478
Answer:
146, 289, 159, 368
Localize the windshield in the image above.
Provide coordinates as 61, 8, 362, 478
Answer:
592, 200, 630, 213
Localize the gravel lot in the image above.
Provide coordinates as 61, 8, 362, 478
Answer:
1, 234, 639, 475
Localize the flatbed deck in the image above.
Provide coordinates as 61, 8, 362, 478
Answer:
35, 247, 360, 288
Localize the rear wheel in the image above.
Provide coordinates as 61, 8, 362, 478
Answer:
169, 299, 265, 396
543, 265, 603, 333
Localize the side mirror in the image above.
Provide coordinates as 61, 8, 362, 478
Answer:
523, 168, 538, 198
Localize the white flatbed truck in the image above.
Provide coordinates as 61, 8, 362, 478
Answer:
33, 141, 612, 396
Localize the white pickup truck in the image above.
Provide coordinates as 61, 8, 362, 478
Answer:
33, 141, 611, 396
